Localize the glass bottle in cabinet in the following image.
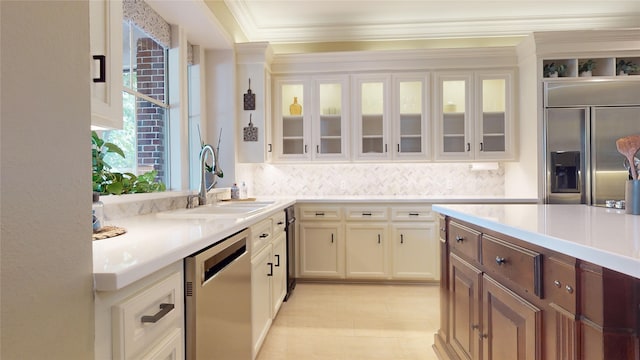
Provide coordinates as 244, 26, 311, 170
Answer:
394, 74, 428, 159
354, 75, 390, 159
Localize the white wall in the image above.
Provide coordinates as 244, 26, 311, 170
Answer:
205, 49, 236, 188
504, 36, 541, 199
1, 1, 94, 359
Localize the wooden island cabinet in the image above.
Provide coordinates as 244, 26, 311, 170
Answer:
434, 214, 640, 360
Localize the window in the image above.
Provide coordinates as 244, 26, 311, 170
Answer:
102, 21, 169, 186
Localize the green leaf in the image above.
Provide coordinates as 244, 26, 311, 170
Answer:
103, 143, 125, 158
106, 182, 124, 195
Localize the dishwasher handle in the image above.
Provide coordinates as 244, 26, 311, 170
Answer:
202, 238, 247, 283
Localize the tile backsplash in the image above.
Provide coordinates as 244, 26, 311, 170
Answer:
236, 162, 504, 196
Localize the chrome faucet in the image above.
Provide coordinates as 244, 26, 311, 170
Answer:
199, 144, 222, 206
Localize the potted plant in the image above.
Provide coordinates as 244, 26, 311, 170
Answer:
617, 59, 638, 75
579, 59, 596, 77
92, 131, 166, 195
543, 62, 567, 78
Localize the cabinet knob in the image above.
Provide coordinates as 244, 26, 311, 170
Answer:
495, 256, 506, 265
471, 324, 479, 330
455, 235, 464, 242
480, 333, 488, 339
565, 285, 574, 294
553, 280, 562, 288
440, 227, 446, 232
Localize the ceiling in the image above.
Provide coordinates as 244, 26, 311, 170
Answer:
223, 0, 640, 44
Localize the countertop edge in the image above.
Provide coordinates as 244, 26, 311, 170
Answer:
432, 204, 640, 279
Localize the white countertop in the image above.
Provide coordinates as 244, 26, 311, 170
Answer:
93, 198, 295, 291
432, 204, 640, 279
92, 195, 537, 292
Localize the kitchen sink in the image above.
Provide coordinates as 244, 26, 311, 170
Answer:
156, 200, 275, 220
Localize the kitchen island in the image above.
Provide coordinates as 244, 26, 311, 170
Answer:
432, 204, 640, 360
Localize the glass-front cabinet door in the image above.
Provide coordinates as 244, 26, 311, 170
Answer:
393, 74, 429, 160
435, 73, 473, 160
274, 78, 311, 161
314, 76, 349, 161
435, 71, 513, 161
475, 72, 512, 160
353, 75, 390, 160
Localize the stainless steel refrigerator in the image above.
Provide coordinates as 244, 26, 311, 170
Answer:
545, 81, 640, 206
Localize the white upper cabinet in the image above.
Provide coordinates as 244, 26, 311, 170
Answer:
392, 74, 430, 160
90, 0, 123, 129
274, 78, 311, 161
434, 70, 514, 161
313, 76, 350, 161
352, 74, 392, 161
273, 76, 349, 161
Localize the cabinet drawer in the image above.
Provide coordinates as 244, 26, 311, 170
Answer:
448, 221, 480, 261
298, 206, 342, 221
390, 206, 434, 221
250, 218, 273, 255
272, 211, 286, 237
345, 206, 388, 221
481, 234, 542, 297
543, 256, 577, 313
112, 271, 183, 360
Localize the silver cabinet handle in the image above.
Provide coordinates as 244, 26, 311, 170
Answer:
141, 303, 174, 323
455, 235, 464, 242
565, 285, 574, 294
554, 280, 561, 288
495, 256, 506, 265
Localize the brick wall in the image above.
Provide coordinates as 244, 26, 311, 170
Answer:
136, 37, 166, 180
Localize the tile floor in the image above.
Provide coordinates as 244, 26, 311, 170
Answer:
256, 282, 440, 360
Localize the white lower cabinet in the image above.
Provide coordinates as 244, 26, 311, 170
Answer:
95, 261, 184, 360
251, 243, 273, 358
297, 202, 439, 282
345, 224, 389, 279
299, 222, 344, 278
271, 232, 287, 316
251, 213, 289, 359
392, 223, 439, 279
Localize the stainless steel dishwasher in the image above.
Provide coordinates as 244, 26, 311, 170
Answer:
185, 229, 251, 360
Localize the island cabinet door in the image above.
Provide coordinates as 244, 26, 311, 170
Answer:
482, 275, 541, 360
449, 254, 482, 360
